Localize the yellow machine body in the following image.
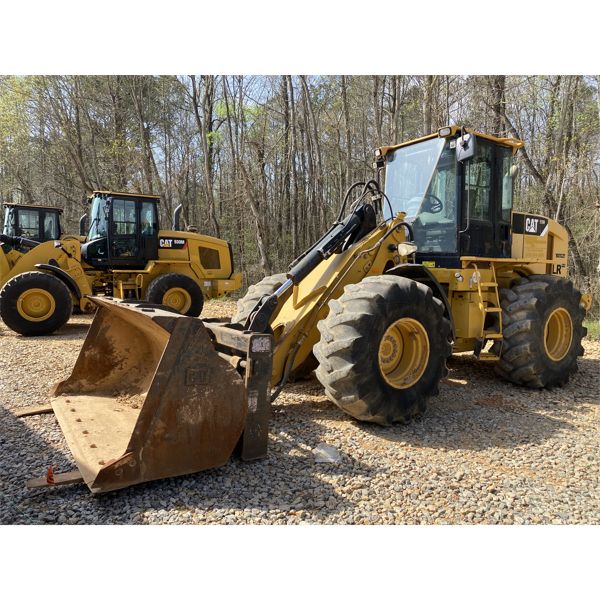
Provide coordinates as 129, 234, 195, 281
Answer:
84, 229, 241, 305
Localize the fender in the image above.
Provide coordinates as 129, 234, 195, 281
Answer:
35, 263, 82, 300
385, 263, 455, 340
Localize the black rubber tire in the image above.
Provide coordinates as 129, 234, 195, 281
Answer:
0, 271, 73, 336
231, 273, 287, 324
313, 275, 452, 425
145, 273, 204, 317
494, 275, 586, 388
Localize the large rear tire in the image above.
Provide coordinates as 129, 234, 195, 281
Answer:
231, 273, 287, 325
145, 273, 204, 316
495, 275, 586, 388
0, 271, 73, 336
314, 275, 452, 425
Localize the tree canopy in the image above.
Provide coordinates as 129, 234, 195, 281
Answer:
0, 75, 598, 305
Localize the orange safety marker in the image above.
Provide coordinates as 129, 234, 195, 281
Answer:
46, 466, 55, 485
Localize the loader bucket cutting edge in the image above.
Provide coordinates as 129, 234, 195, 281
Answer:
48, 297, 271, 494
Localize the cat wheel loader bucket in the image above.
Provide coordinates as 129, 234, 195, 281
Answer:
24, 297, 272, 494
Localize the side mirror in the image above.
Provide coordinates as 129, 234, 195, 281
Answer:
79, 214, 87, 237
456, 132, 476, 162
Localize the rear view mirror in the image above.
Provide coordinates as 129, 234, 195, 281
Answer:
79, 214, 88, 237
456, 132, 476, 162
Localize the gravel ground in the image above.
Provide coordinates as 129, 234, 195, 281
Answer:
0, 299, 598, 525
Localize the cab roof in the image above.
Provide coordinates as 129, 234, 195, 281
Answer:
90, 190, 161, 201
377, 125, 524, 158
3, 202, 63, 213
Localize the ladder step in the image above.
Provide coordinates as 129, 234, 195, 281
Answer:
485, 307, 502, 313
483, 332, 503, 339
478, 352, 500, 361
480, 282, 498, 288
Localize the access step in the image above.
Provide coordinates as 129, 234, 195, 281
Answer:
482, 332, 503, 340
478, 352, 500, 361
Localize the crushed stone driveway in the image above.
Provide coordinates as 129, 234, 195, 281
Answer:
0, 300, 598, 524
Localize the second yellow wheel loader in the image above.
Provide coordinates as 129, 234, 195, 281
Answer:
20, 127, 591, 494
0, 191, 241, 335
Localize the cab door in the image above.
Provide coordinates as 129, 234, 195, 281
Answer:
109, 197, 146, 268
495, 146, 514, 258
459, 139, 495, 257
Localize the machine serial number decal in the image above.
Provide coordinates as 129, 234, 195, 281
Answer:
159, 237, 188, 249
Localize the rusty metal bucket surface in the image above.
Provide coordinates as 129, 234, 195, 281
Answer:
52, 298, 249, 494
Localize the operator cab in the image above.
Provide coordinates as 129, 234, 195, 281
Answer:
81, 191, 160, 269
2, 203, 62, 242
381, 126, 522, 268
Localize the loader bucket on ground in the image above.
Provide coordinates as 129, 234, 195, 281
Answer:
46, 297, 272, 494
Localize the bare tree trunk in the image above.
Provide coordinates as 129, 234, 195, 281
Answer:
373, 76, 383, 145
189, 75, 220, 237
287, 76, 300, 257
341, 75, 352, 188
423, 75, 434, 134
489, 75, 506, 136
107, 75, 127, 188
240, 162, 272, 275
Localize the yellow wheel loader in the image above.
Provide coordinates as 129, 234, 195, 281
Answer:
0, 191, 242, 335
19, 127, 591, 494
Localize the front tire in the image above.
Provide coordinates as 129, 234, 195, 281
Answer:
231, 273, 287, 325
495, 275, 586, 388
0, 271, 73, 336
314, 275, 452, 425
145, 273, 204, 316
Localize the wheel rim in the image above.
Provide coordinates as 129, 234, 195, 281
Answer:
16, 288, 56, 322
378, 317, 430, 389
544, 307, 573, 362
162, 287, 192, 314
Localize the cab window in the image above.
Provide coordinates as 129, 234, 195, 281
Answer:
17, 209, 40, 240
465, 142, 492, 222
3, 208, 16, 236
499, 148, 513, 222
141, 202, 158, 236
410, 141, 459, 254
112, 198, 137, 235
43, 213, 59, 240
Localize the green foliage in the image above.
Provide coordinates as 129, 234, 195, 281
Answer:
206, 130, 222, 145
583, 319, 600, 340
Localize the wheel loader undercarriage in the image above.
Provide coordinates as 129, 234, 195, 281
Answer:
16, 126, 592, 494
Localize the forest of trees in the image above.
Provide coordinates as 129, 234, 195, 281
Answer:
0, 75, 598, 309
